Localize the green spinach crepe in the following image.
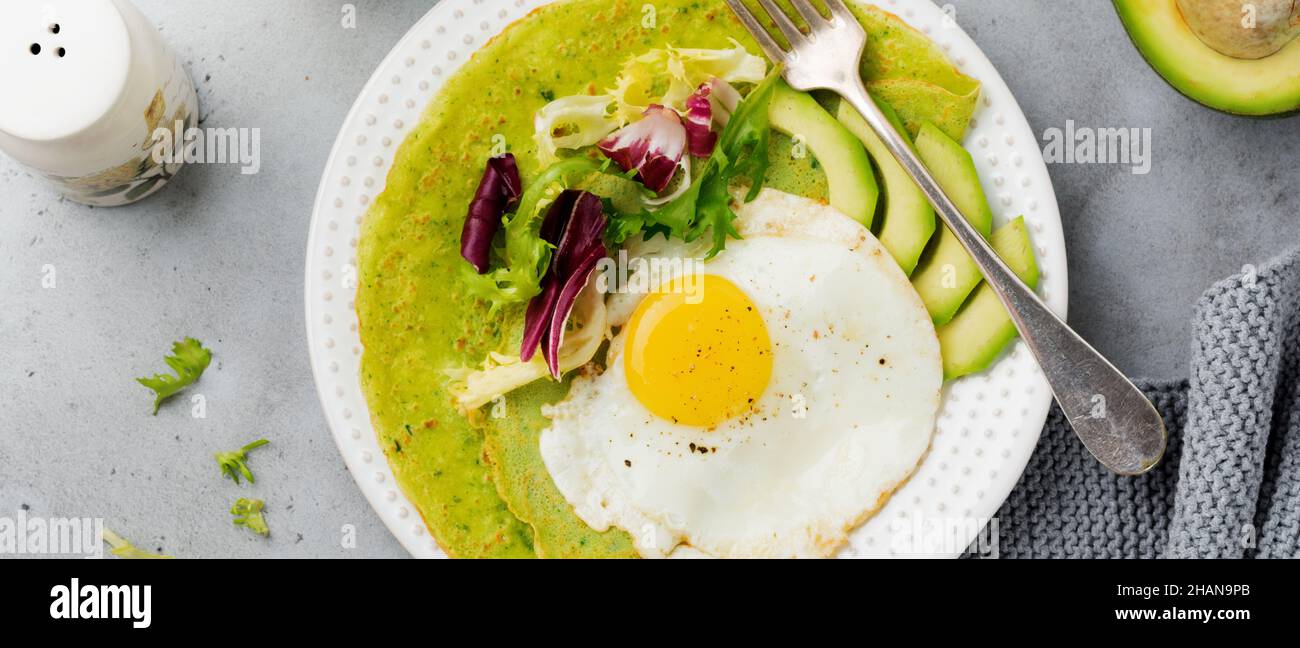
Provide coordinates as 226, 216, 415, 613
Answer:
356, 0, 979, 558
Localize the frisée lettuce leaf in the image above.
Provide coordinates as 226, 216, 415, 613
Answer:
533, 94, 619, 164
136, 337, 212, 415
610, 40, 766, 123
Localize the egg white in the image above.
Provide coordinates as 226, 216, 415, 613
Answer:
540, 189, 942, 558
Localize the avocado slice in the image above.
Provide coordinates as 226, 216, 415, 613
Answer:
937, 217, 1039, 380
769, 81, 878, 228
835, 98, 936, 276
908, 121, 994, 325
1114, 0, 1300, 116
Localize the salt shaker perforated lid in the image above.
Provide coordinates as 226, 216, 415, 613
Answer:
0, 2, 131, 141
0, 0, 198, 206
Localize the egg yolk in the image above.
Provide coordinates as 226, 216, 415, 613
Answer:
623, 274, 773, 428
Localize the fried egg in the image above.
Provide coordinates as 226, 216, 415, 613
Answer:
540, 189, 942, 558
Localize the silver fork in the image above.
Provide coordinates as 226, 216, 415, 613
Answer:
726, 0, 1166, 475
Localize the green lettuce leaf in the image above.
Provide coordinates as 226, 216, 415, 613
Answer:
230, 498, 270, 537
136, 337, 211, 415
215, 439, 270, 485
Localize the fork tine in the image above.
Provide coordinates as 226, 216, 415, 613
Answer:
724, 0, 789, 65
787, 0, 827, 30
821, 0, 852, 21
821, 0, 863, 38
755, 0, 807, 47
820, 0, 854, 23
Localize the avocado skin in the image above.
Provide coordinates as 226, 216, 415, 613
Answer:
937, 217, 1039, 380
908, 122, 995, 325
1113, 0, 1300, 117
769, 81, 879, 229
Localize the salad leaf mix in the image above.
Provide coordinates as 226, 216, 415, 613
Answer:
454, 44, 779, 402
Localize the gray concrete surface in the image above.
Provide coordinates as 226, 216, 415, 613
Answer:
0, 1, 1295, 558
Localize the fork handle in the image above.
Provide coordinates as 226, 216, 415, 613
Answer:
838, 82, 1166, 475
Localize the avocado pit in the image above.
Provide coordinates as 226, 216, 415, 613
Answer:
1176, 0, 1300, 59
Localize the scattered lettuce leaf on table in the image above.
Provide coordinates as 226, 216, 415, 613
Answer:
215, 439, 270, 485
136, 337, 212, 415
230, 498, 269, 537
103, 528, 173, 559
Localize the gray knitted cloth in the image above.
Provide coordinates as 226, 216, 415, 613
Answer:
991, 248, 1300, 558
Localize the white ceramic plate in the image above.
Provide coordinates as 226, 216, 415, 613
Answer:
305, 0, 1067, 558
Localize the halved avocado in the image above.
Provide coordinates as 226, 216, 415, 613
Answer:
937, 217, 1039, 380
769, 81, 879, 228
908, 121, 994, 325
1114, 0, 1300, 116
836, 98, 936, 276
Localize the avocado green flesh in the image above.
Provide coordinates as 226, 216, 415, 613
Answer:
357, 0, 985, 559
835, 99, 935, 275
1114, 0, 1300, 116
769, 81, 878, 228
937, 217, 1039, 380
908, 121, 995, 325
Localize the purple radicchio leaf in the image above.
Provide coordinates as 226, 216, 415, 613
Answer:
519, 190, 609, 377
519, 276, 560, 364
518, 190, 580, 363
544, 243, 606, 378
683, 83, 718, 157
597, 105, 686, 193
459, 153, 522, 273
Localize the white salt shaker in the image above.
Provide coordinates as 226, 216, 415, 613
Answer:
0, 0, 198, 206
